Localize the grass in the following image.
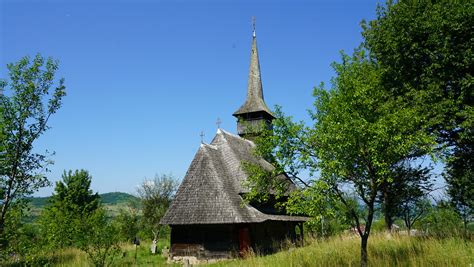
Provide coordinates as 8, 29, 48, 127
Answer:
6, 239, 173, 267
51, 239, 173, 266
6, 235, 473, 266
208, 234, 474, 267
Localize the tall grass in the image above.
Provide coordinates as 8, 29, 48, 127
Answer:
4, 239, 173, 267
209, 234, 474, 267
6, 235, 472, 266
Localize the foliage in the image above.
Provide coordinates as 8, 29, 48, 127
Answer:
76, 209, 121, 267
362, 1, 474, 230
113, 200, 141, 243
0, 201, 41, 262
136, 173, 178, 240
419, 201, 465, 238
285, 182, 355, 238
0, 54, 66, 237
362, 1, 473, 148
40, 169, 100, 249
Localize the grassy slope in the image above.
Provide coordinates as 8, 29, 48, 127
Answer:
209, 235, 474, 267
100, 192, 139, 205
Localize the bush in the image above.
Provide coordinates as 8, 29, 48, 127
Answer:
418, 203, 464, 238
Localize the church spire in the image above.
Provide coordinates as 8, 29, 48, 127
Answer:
233, 20, 274, 138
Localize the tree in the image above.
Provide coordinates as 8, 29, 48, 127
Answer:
40, 169, 100, 248
400, 196, 431, 235
77, 209, 121, 267
378, 162, 432, 231
248, 50, 434, 266
361, 1, 473, 231
362, 1, 473, 148
136, 173, 178, 241
113, 200, 140, 242
0, 54, 66, 236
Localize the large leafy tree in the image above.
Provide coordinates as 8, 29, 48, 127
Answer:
0, 55, 66, 236
362, 1, 473, 224
40, 169, 100, 249
248, 50, 434, 266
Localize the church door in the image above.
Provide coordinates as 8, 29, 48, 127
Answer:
239, 227, 251, 256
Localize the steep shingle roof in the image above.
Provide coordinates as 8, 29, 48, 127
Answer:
160, 129, 307, 225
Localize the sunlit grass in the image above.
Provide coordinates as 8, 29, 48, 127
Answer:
5, 239, 172, 267
208, 234, 474, 267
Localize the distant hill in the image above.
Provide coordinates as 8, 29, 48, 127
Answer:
29, 196, 50, 207
28, 192, 138, 208
100, 192, 139, 205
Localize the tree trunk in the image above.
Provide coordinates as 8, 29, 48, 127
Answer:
360, 190, 376, 267
360, 234, 369, 267
0, 196, 10, 237
382, 186, 393, 232
404, 210, 412, 236
463, 216, 468, 238
384, 211, 393, 232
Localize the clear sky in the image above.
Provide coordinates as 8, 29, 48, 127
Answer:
1, 0, 384, 196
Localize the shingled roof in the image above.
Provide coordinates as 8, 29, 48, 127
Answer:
160, 129, 307, 225
233, 34, 274, 117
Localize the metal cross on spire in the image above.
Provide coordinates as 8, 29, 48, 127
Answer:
216, 117, 222, 129
252, 16, 256, 38
200, 131, 205, 144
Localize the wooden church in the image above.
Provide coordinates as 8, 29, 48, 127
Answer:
160, 28, 307, 260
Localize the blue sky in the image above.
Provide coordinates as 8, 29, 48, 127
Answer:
1, 0, 384, 196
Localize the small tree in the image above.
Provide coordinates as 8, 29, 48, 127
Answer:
0, 54, 66, 237
77, 209, 121, 267
136, 174, 178, 241
113, 200, 140, 242
400, 197, 431, 234
40, 169, 100, 248
379, 162, 432, 231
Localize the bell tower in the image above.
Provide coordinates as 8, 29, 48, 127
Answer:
233, 21, 274, 139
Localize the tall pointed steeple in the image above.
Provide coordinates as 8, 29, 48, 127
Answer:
233, 22, 274, 138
